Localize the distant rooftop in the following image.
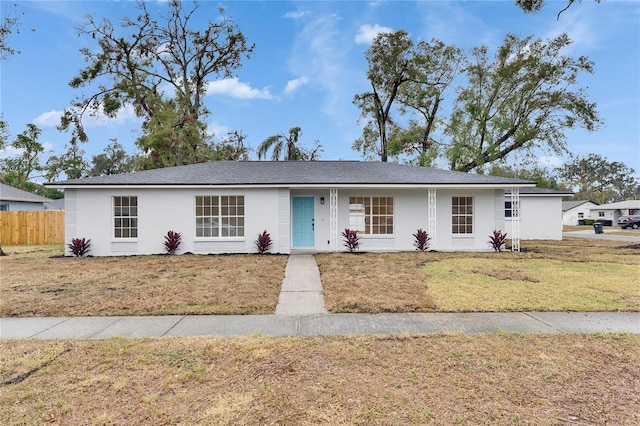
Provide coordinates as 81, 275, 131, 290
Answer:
0, 183, 52, 203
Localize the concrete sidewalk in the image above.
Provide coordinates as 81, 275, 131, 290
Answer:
1, 312, 638, 339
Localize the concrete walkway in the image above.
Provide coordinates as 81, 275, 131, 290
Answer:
275, 255, 327, 315
1, 254, 638, 340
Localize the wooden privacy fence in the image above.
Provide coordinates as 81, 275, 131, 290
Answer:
0, 211, 65, 245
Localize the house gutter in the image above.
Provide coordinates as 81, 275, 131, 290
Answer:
47, 183, 537, 190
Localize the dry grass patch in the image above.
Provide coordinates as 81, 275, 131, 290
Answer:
1, 334, 638, 425
0, 252, 287, 316
316, 252, 436, 313
317, 239, 640, 313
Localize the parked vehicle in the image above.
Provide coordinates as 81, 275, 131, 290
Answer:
617, 215, 640, 229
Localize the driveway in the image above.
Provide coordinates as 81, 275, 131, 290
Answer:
563, 229, 640, 243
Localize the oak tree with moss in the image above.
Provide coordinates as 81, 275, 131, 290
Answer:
59, 0, 254, 169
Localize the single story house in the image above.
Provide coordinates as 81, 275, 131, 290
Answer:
48, 161, 536, 256
590, 200, 640, 225
505, 187, 574, 240
0, 183, 53, 211
562, 200, 600, 226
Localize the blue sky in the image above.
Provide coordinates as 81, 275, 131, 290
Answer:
1, 0, 639, 180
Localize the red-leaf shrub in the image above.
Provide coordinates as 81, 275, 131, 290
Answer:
255, 230, 273, 254
341, 228, 361, 253
413, 228, 431, 252
68, 238, 91, 257
488, 229, 508, 252
164, 230, 182, 255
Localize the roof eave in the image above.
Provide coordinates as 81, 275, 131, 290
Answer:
47, 182, 536, 190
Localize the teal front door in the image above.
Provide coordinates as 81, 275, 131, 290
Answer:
292, 197, 315, 247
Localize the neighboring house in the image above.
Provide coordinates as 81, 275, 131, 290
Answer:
48, 161, 536, 256
47, 198, 65, 211
562, 200, 600, 226
0, 183, 53, 211
504, 188, 574, 240
590, 200, 640, 225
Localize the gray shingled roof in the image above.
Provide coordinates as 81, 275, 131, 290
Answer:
0, 183, 53, 203
562, 200, 598, 211
49, 161, 535, 187
506, 187, 574, 196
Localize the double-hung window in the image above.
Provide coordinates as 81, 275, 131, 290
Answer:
452, 196, 473, 234
195, 196, 244, 237
348, 196, 393, 235
113, 196, 138, 238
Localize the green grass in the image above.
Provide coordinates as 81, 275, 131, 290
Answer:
422, 258, 640, 311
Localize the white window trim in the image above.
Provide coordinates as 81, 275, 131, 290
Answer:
112, 196, 138, 240
194, 195, 246, 240
504, 200, 520, 221
348, 196, 395, 236
451, 195, 474, 236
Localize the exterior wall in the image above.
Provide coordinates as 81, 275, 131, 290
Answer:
588, 208, 618, 225
68, 186, 511, 256
433, 189, 504, 251
67, 187, 287, 256
506, 196, 563, 240
296, 188, 501, 252
1, 201, 46, 211
562, 202, 599, 225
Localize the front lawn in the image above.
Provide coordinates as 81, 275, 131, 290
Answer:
1, 334, 638, 425
1, 238, 638, 317
0, 248, 287, 316
316, 238, 640, 313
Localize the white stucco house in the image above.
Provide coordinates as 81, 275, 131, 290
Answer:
505, 187, 574, 240
0, 183, 53, 211
48, 161, 537, 256
562, 200, 600, 226
590, 200, 640, 225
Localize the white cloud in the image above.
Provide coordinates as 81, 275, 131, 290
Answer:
354, 24, 393, 45
287, 11, 356, 118
207, 121, 232, 139
284, 76, 309, 95
33, 105, 139, 130
284, 10, 309, 20
33, 110, 63, 128
206, 78, 274, 100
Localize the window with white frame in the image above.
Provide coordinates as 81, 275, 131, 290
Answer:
578, 212, 584, 218
113, 196, 138, 238
505, 200, 519, 218
348, 196, 393, 235
195, 195, 244, 237
598, 211, 605, 218
452, 196, 473, 234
